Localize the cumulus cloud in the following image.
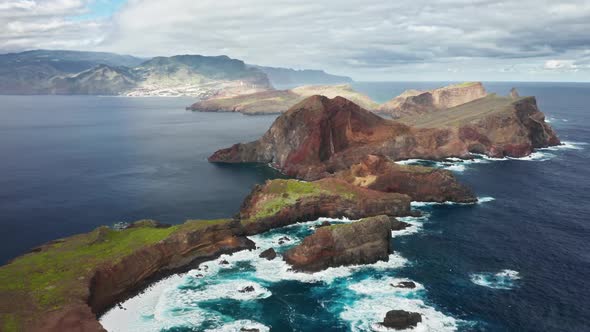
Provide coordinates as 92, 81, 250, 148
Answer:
544, 60, 577, 70
2, 0, 590, 80
0, 0, 105, 51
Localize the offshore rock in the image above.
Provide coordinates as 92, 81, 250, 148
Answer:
283, 215, 392, 272
381, 310, 422, 329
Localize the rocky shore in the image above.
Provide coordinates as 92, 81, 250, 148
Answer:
0, 178, 414, 331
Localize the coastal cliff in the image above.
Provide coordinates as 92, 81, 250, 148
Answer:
0, 176, 414, 331
209, 94, 560, 178
334, 154, 476, 203
0, 219, 254, 332
377, 82, 487, 118
239, 178, 412, 235
283, 215, 392, 272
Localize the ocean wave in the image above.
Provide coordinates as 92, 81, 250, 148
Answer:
392, 214, 430, 238
99, 217, 458, 331
396, 142, 586, 173
470, 269, 521, 290
411, 196, 494, 207
341, 277, 458, 332
205, 320, 270, 332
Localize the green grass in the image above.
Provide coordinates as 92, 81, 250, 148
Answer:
178, 219, 232, 232
450, 81, 478, 88
1, 314, 19, 332
246, 179, 359, 222
0, 218, 234, 330
250, 180, 325, 220
0, 224, 178, 311
0, 220, 231, 308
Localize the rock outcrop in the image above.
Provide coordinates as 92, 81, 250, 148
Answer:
209, 94, 560, 179
189, 84, 378, 114
239, 178, 412, 235
259, 248, 277, 260
334, 154, 476, 203
0, 219, 254, 332
377, 82, 487, 118
283, 215, 392, 272
380, 310, 422, 330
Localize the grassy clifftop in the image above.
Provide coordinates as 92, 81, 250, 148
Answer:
0, 219, 232, 331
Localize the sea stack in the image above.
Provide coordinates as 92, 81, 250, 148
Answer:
283, 215, 392, 272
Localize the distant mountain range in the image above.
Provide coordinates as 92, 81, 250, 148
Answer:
0, 50, 353, 96
251, 65, 352, 86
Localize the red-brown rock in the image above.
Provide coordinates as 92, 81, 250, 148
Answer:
209, 94, 560, 179
283, 215, 392, 272
334, 154, 476, 203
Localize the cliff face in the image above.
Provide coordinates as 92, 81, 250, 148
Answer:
378, 82, 487, 118
283, 215, 392, 272
334, 154, 476, 203
0, 176, 414, 331
0, 220, 254, 332
209, 94, 560, 179
239, 178, 412, 235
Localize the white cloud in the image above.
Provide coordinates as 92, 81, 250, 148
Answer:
1, 0, 590, 80
544, 60, 577, 70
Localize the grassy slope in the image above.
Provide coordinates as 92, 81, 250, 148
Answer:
246, 179, 357, 221
0, 219, 230, 331
399, 94, 523, 128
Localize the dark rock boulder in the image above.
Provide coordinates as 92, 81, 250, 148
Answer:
317, 220, 331, 228
259, 248, 277, 260
283, 215, 392, 272
390, 218, 411, 231
381, 310, 422, 329
391, 281, 416, 289
238, 286, 255, 293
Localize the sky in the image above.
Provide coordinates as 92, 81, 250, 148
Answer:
1, 0, 590, 81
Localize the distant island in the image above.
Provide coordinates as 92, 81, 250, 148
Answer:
0, 83, 562, 331
0, 50, 352, 97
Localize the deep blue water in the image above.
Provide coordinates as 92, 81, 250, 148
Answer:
2, 83, 590, 331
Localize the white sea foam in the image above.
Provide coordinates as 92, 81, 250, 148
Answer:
541, 141, 587, 151
411, 196, 494, 208
205, 320, 270, 332
342, 277, 458, 332
395, 159, 424, 165
392, 214, 430, 238
470, 269, 521, 290
100, 217, 455, 331
217, 244, 409, 284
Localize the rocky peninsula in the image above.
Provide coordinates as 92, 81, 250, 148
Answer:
189, 84, 378, 114
209, 94, 559, 179
0, 177, 416, 331
0, 89, 561, 331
